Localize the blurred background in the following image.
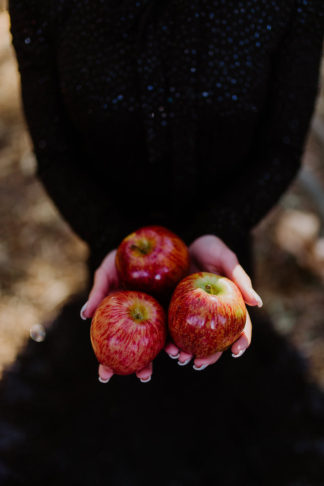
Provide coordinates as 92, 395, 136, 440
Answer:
1, 2, 324, 390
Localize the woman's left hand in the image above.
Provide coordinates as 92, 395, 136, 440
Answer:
164, 234, 263, 370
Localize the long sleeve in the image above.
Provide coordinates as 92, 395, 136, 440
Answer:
9, 0, 324, 257
9, 0, 124, 262
189, 0, 324, 247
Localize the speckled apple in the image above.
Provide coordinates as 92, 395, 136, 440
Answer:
168, 272, 247, 358
115, 225, 190, 298
90, 290, 166, 375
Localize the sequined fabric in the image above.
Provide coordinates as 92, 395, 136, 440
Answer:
9, 0, 324, 263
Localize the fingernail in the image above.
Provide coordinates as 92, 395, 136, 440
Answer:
80, 302, 88, 320
178, 358, 191, 366
98, 376, 111, 383
168, 352, 180, 360
193, 364, 208, 371
232, 348, 246, 358
250, 290, 263, 307
140, 376, 151, 383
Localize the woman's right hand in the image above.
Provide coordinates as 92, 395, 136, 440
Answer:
80, 249, 154, 384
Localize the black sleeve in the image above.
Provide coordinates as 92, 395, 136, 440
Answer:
191, 0, 324, 247
9, 0, 123, 262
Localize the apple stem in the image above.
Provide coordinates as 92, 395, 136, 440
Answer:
130, 242, 151, 255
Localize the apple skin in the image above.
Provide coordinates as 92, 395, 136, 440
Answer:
115, 225, 190, 298
90, 290, 166, 375
168, 272, 247, 358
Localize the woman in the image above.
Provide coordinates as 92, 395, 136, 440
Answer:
6, 1, 324, 484
9, 0, 323, 382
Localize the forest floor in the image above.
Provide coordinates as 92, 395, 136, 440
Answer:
1, 7, 324, 389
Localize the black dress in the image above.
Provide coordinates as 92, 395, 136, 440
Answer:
2, 1, 324, 485
8, 0, 324, 266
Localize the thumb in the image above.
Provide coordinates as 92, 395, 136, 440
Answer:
82, 250, 117, 319
225, 262, 263, 308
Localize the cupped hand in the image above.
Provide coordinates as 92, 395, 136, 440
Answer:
164, 234, 263, 369
80, 249, 153, 384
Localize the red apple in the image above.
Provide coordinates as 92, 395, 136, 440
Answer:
90, 290, 166, 375
168, 272, 247, 358
115, 225, 190, 298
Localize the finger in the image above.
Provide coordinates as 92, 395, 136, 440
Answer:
218, 250, 263, 308
85, 250, 117, 318
232, 265, 263, 307
193, 351, 223, 370
164, 342, 180, 359
136, 362, 153, 383
231, 310, 252, 358
177, 351, 193, 366
98, 364, 114, 383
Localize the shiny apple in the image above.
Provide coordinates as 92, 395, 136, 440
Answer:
168, 272, 247, 358
90, 290, 166, 375
115, 225, 190, 298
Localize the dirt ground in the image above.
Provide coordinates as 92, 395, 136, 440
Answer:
1, 7, 324, 388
